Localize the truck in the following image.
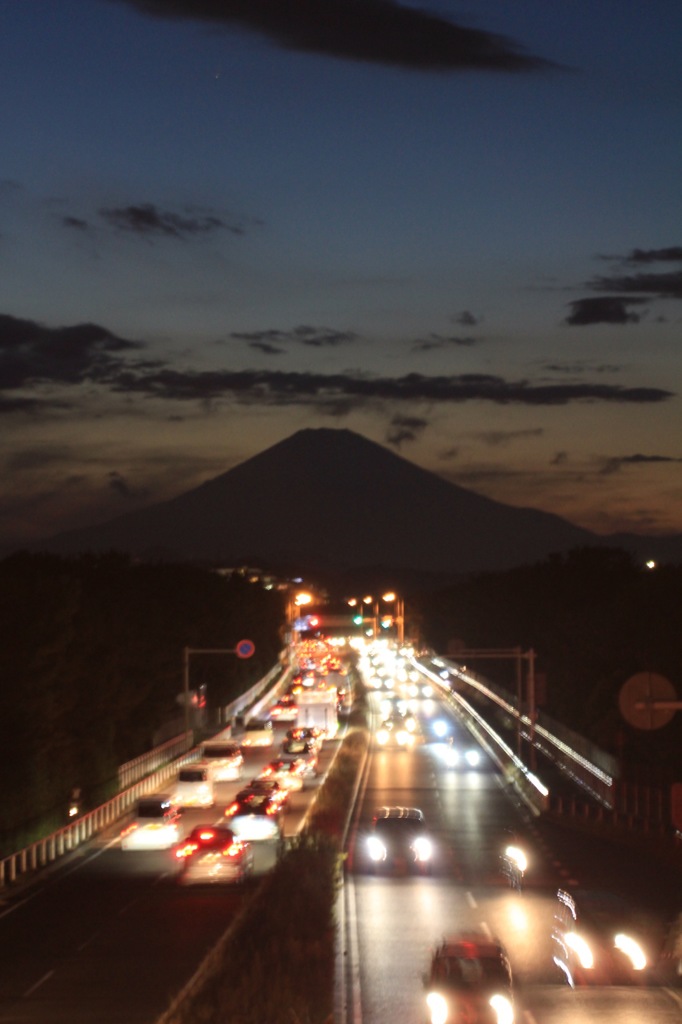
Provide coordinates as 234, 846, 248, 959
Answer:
296, 685, 339, 739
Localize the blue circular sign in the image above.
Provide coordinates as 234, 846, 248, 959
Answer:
236, 638, 255, 659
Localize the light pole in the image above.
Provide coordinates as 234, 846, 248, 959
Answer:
380, 591, 405, 644
183, 640, 255, 736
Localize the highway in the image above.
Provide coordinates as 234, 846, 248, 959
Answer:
2, 657, 681, 1024
344, 687, 682, 1024
0, 727, 336, 1024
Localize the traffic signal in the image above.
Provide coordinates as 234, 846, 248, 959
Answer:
352, 614, 363, 626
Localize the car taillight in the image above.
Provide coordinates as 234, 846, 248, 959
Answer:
223, 841, 243, 858
121, 823, 137, 837
198, 829, 215, 841
175, 842, 198, 859
225, 802, 239, 817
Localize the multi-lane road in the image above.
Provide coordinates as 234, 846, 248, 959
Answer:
0, 728, 334, 1024
343, 689, 682, 1024
2, 677, 681, 1024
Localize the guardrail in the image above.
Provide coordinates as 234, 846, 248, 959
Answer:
0, 658, 289, 890
415, 658, 550, 815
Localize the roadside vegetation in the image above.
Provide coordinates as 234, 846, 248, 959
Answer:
0, 552, 283, 855
416, 547, 682, 784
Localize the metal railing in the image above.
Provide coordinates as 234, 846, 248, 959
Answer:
1, 656, 290, 890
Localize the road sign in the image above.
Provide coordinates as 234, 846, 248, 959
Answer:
235, 638, 255, 659
618, 671, 677, 730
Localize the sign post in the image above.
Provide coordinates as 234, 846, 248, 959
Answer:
182, 641, 256, 734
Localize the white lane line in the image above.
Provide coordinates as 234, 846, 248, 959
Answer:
466, 890, 478, 909
346, 877, 363, 1024
24, 970, 54, 998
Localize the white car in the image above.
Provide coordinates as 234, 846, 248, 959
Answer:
240, 718, 274, 747
200, 741, 244, 782
174, 763, 215, 808
120, 796, 182, 851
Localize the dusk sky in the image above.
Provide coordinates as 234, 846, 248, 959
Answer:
1, 0, 681, 549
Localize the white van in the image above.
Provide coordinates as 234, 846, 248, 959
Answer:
240, 717, 274, 748
174, 763, 215, 808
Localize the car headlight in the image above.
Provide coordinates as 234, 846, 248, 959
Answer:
432, 719, 449, 738
426, 991, 449, 1024
565, 931, 594, 969
367, 836, 387, 862
614, 933, 647, 971
465, 749, 480, 767
376, 729, 389, 745
413, 837, 433, 862
489, 993, 515, 1024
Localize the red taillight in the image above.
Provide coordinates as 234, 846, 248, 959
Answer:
121, 823, 137, 837
198, 829, 215, 841
225, 802, 239, 817
223, 841, 243, 858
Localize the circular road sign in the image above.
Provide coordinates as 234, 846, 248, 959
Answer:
235, 638, 255, 660
618, 671, 677, 730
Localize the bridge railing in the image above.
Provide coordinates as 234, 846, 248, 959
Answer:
0, 658, 289, 890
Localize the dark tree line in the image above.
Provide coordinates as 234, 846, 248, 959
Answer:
0, 552, 284, 851
415, 547, 682, 784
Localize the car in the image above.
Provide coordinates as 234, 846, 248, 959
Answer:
366, 806, 433, 873
285, 725, 324, 751
173, 825, 253, 885
258, 757, 307, 791
423, 934, 515, 1024
375, 713, 415, 748
226, 778, 290, 817
223, 787, 286, 850
280, 737, 319, 775
199, 741, 244, 781
173, 763, 215, 808
443, 738, 482, 769
120, 796, 182, 851
240, 717, 274, 747
552, 888, 655, 986
269, 695, 299, 722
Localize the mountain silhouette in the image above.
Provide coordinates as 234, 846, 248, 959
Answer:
33, 428, 682, 573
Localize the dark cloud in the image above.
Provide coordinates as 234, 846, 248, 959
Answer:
452, 310, 480, 326
622, 247, 682, 264
599, 453, 682, 476
231, 326, 358, 350
386, 414, 428, 447
105, 364, 674, 407
0, 314, 141, 390
99, 202, 243, 239
63, 215, 89, 231
590, 269, 682, 299
107, 471, 148, 499
411, 333, 477, 351
122, 0, 553, 72
542, 362, 623, 374
564, 296, 647, 325
472, 428, 544, 447
0, 394, 46, 414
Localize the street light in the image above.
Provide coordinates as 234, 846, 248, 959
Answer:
380, 591, 405, 644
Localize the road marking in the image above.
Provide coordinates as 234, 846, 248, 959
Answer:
466, 890, 478, 909
24, 970, 54, 998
